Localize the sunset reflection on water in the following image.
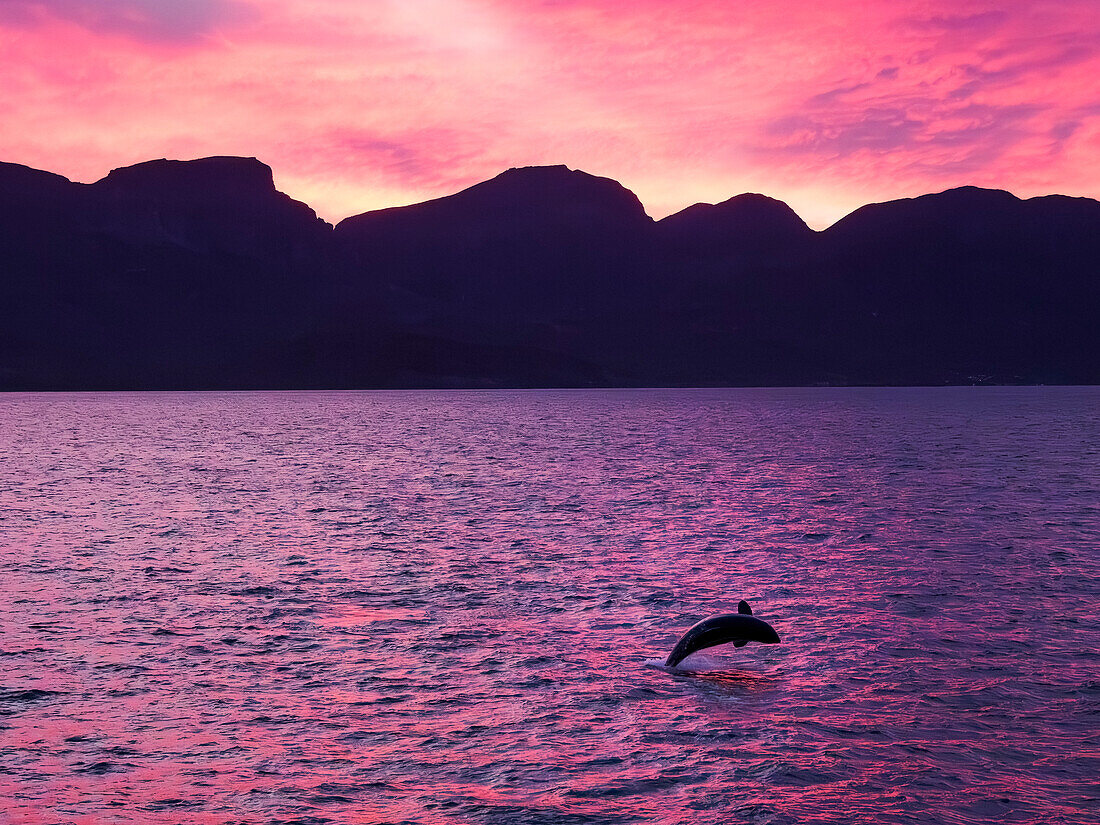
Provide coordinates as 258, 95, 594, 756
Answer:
1, 388, 1097, 824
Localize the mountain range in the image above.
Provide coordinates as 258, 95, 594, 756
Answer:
1, 156, 1097, 389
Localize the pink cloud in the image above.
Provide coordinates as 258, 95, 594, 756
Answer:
0, 0, 256, 43
1, 0, 1098, 228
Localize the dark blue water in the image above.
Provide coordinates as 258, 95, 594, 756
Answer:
1, 388, 1098, 824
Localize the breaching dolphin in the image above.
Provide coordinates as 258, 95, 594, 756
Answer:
665, 600, 780, 668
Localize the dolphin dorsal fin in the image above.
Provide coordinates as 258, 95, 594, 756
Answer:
737, 600, 752, 615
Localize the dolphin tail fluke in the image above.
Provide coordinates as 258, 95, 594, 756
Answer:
737, 600, 752, 615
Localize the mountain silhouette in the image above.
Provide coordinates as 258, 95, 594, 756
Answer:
0, 157, 336, 389
1, 157, 1098, 388
657, 193, 813, 259
333, 165, 658, 383
806, 187, 1100, 383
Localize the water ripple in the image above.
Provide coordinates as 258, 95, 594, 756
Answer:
0, 388, 1097, 824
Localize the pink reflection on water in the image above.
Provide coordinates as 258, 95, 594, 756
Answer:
0, 390, 1097, 823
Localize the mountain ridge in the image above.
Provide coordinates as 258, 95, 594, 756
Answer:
1, 156, 1097, 389
8, 155, 1091, 230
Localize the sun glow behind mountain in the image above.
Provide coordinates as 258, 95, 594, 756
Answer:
2, 0, 1099, 228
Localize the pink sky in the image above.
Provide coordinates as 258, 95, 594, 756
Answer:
2, 0, 1099, 227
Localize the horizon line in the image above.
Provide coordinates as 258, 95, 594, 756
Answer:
4, 154, 1096, 233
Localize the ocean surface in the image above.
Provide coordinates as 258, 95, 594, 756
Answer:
1, 388, 1098, 825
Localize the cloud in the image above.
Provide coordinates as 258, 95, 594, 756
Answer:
743, 1, 1100, 213
2, 0, 1100, 228
767, 107, 927, 157
0, 0, 256, 43
293, 126, 492, 191
905, 10, 1009, 37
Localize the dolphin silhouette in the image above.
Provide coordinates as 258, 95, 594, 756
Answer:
665, 600, 781, 668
